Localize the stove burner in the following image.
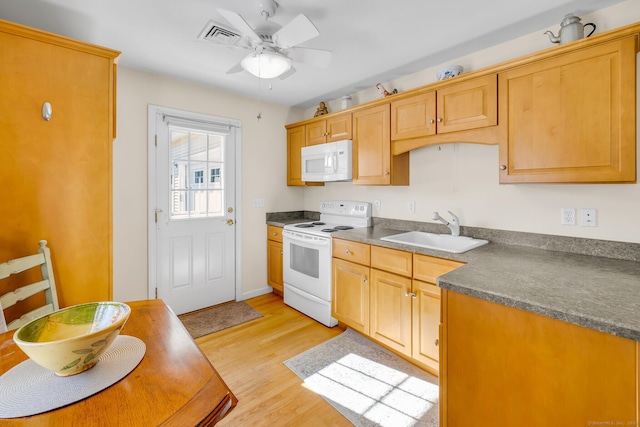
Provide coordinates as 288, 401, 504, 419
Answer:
312, 222, 325, 225
334, 226, 354, 230
321, 228, 338, 233
295, 224, 315, 228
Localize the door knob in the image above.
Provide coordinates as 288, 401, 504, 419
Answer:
227, 207, 234, 213
226, 219, 234, 225
435, 339, 439, 346
499, 165, 507, 170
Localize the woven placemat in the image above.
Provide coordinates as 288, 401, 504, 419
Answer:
0, 335, 146, 418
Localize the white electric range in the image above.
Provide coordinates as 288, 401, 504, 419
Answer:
282, 200, 372, 327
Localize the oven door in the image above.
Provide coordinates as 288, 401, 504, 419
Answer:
282, 229, 332, 301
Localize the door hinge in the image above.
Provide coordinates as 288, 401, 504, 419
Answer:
154, 134, 158, 147
155, 288, 158, 299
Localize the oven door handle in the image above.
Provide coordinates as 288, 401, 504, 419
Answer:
283, 231, 330, 246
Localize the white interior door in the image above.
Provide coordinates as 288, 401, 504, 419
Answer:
152, 109, 238, 315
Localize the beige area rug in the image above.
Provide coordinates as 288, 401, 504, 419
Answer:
179, 301, 263, 339
284, 328, 439, 427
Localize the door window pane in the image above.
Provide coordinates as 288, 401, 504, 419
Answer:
169, 127, 226, 220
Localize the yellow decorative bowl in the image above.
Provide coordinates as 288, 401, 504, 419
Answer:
13, 302, 131, 376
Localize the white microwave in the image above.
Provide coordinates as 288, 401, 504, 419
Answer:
301, 139, 352, 182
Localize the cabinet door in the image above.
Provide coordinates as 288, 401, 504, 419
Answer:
306, 121, 327, 146
327, 113, 352, 141
370, 269, 412, 356
353, 104, 409, 185
391, 91, 436, 140
287, 125, 305, 186
0, 23, 118, 308
441, 290, 638, 426
267, 239, 283, 293
498, 37, 636, 183
412, 280, 440, 373
332, 258, 370, 334
436, 74, 497, 134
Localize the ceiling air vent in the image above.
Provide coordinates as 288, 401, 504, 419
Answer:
198, 20, 244, 46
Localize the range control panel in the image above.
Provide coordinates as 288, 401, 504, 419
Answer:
320, 200, 372, 218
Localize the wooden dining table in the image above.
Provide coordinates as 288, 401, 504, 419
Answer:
0, 299, 237, 426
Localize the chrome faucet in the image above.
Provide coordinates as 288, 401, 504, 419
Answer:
432, 211, 460, 236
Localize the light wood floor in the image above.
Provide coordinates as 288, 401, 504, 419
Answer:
196, 292, 351, 426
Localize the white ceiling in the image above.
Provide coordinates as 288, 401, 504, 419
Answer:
0, 0, 626, 109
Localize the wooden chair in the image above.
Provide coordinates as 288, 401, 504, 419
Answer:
0, 240, 59, 331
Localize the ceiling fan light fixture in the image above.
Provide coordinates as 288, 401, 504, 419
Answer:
241, 51, 291, 79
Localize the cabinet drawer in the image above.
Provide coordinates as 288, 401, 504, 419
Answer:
333, 239, 370, 265
413, 254, 463, 284
371, 245, 412, 277
267, 225, 283, 242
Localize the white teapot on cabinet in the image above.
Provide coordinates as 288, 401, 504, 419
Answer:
544, 13, 596, 45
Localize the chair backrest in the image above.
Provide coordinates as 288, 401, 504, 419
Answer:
0, 240, 59, 331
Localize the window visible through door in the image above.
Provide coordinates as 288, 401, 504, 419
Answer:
169, 127, 225, 220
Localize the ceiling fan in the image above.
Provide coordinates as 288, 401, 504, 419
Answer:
215, 0, 332, 79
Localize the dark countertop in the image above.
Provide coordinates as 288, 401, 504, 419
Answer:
330, 226, 640, 342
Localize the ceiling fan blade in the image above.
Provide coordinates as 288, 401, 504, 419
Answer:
273, 14, 319, 48
279, 66, 297, 80
217, 8, 262, 44
226, 62, 244, 74
287, 47, 332, 68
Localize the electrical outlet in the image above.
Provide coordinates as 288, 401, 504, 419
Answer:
252, 198, 264, 208
561, 208, 576, 225
408, 201, 415, 213
374, 200, 381, 211
581, 208, 597, 227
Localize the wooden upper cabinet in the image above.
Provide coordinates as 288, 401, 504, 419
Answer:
390, 74, 498, 147
306, 112, 352, 146
286, 124, 305, 186
305, 120, 327, 146
498, 36, 637, 183
353, 104, 409, 185
436, 73, 498, 134
391, 91, 437, 140
326, 113, 352, 141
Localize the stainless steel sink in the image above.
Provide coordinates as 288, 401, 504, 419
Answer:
380, 231, 488, 254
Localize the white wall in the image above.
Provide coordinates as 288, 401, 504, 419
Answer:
113, 69, 304, 302
302, 0, 640, 244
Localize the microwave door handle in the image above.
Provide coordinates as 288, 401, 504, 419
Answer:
333, 152, 338, 172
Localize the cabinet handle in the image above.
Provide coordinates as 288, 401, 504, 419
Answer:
435, 338, 439, 346
499, 165, 507, 170
437, 117, 443, 123
384, 171, 390, 176
345, 249, 350, 254
272, 232, 277, 236
280, 251, 283, 255
404, 291, 417, 298
429, 119, 435, 124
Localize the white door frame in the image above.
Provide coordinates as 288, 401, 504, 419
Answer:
147, 105, 243, 303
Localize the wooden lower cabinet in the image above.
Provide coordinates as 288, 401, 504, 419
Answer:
440, 290, 639, 426
266, 225, 283, 294
411, 280, 441, 372
333, 239, 462, 376
370, 268, 412, 356
332, 258, 370, 334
